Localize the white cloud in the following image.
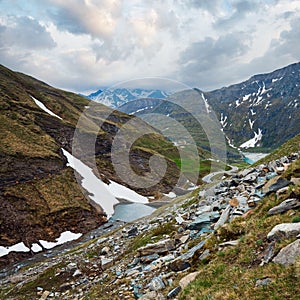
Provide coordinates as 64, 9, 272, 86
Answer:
0, 0, 299, 93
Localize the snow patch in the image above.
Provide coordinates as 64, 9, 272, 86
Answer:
61, 149, 148, 217
239, 128, 263, 149
0, 242, 30, 257
106, 181, 148, 203
39, 231, 82, 250
220, 113, 228, 128
201, 93, 211, 113
248, 118, 255, 129
163, 192, 177, 198
31, 96, 62, 120
235, 100, 241, 108
265, 101, 272, 109
250, 109, 256, 116
62, 149, 118, 217
242, 94, 251, 101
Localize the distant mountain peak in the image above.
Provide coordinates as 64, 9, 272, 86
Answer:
87, 87, 170, 108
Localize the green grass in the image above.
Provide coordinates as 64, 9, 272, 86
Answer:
130, 222, 177, 251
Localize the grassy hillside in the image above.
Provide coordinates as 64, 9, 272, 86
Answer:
0, 64, 182, 266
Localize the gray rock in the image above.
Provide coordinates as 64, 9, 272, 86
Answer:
187, 213, 211, 230
138, 239, 176, 256
66, 262, 77, 271
272, 239, 300, 266
199, 249, 210, 260
267, 223, 300, 241
128, 227, 138, 237
219, 240, 239, 247
140, 254, 160, 264
169, 260, 191, 272
175, 215, 184, 224
243, 173, 258, 183
268, 198, 300, 215
167, 286, 182, 298
140, 291, 165, 300
179, 271, 200, 288
181, 239, 207, 261
258, 241, 275, 266
148, 276, 165, 291
263, 176, 290, 195
255, 278, 272, 287
72, 269, 82, 277
101, 246, 110, 255
214, 205, 231, 230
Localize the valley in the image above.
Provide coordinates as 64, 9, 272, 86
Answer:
0, 62, 299, 299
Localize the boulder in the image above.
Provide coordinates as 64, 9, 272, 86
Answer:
273, 239, 300, 266
188, 212, 220, 230
267, 223, 300, 241
138, 239, 176, 256
169, 260, 191, 272
179, 271, 200, 289
148, 276, 165, 291
127, 227, 138, 237
268, 198, 300, 215
140, 291, 165, 300
140, 254, 160, 264
214, 205, 231, 230
167, 286, 182, 299
262, 176, 290, 195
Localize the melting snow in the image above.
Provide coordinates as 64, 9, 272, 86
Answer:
225, 135, 238, 149
201, 93, 211, 113
106, 181, 148, 203
235, 100, 241, 108
239, 128, 263, 149
163, 192, 177, 198
272, 77, 283, 83
62, 148, 118, 217
38, 231, 82, 250
31, 96, 62, 120
242, 94, 251, 101
0, 242, 30, 257
248, 119, 255, 129
61, 149, 148, 217
220, 113, 228, 127
265, 101, 272, 109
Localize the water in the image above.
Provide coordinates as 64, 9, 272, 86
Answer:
110, 203, 156, 222
243, 152, 268, 164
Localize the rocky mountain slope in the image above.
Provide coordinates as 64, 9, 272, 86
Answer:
113, 62, 300, 154
87, 88, 169, 108
206, 61, 300, 151
0, 140, 299, 299
0, 65, 181, 267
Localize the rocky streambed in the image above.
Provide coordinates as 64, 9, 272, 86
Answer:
0, 152, 299, 300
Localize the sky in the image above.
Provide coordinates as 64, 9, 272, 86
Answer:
0, 0, 300, 94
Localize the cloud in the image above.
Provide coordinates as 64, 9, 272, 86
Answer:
46, 0, 122, 40
214, 0, 259, 29
179, 31, 251, 88
179, 0, 223, 13
0, 16, 56, 49
274, 16, 300, 59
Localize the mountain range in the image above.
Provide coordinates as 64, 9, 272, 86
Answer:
96, 62, 300, 153
0, 61, 299, 270
87, 88, 169, 108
